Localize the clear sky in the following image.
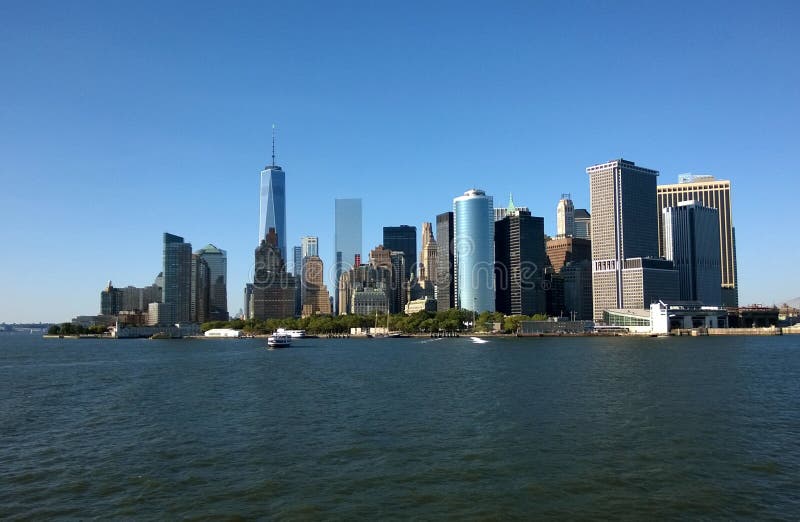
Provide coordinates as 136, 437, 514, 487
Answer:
1, 0, 798, 323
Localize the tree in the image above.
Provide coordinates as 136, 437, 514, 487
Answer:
503, 315, 527, 334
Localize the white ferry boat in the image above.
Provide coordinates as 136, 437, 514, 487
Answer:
276, 328, 306, 339
267, 333, 292, 348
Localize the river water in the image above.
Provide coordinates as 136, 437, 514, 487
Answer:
1, 334, 799, 519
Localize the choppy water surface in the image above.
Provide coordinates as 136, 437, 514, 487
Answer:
1, 334, 800, 519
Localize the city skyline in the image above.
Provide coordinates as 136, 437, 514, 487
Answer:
2, 2, 799, 322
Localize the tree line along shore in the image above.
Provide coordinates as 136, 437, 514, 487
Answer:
201, 309, 549, 336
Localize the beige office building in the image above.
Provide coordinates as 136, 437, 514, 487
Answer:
301, 256, 331, 317
657, 175, 738, 307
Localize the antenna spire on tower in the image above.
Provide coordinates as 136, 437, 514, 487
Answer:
271, 123, 276, 166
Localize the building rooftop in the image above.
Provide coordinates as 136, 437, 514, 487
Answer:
196, 244, 226, 255
605, 308, 651, 318
678, 174, 716, 184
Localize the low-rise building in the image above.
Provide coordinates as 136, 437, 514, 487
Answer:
603, 301, 727, 334
204, 328, 242, 338
352, 287, 389, 315
405, 297, 437, 314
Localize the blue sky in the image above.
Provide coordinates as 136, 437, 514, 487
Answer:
1, 1, 798, 322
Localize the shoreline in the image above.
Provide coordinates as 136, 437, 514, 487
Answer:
40, 326, 799, 340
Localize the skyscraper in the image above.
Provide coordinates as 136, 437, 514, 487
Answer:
195, 244, 228, 321
453, 189, 494, 313
301, 256, 332, 317
299, 237, 318, 314
556, 194, 575, 237
662, 201, 722, 305
292, 245, 302, 316
657, 175, 738, 307
100, 281, 122, 316
258, 128, 287, 261
334, 198, 362, 315
301, 236, 319, 259
390, 251, 408, 314
573, 209, 591, 240
190, 254, 210, 324
292, 246, 302, 278
587, 159, 677, 321
562, 260, 593, 320
495, 200, 546, 316
494, 204, 530, 221
435, 212, 455, 311
250, 228, 297, 320
383, 225, 417, 282
365, 245, 405, 314
162, 232, 192, 325
419, 222, 438, 287
243, 283, 254, 320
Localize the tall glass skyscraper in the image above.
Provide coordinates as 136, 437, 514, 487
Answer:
259, 162, 286, 262
334, 198, 362, 315
383, 225, 417, 282
162, 232, 192, 325
195, 244, 228, 321
662, 201, 722, 306
453, 189, 495, 313
292, 246, 302, 278
495, 205, 546, 316
435, 212, 455, 311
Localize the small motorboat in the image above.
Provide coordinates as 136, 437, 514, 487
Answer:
267, 333, 291, 349
470, 336, 489, 344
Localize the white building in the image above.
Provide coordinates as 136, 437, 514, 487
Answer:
204, 328, 242, 338
556, 194, 575, 237
602, 301, 726, 334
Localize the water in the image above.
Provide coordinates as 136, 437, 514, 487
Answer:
2, 334, 800, 519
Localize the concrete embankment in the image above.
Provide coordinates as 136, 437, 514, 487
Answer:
708, 327, 782, 336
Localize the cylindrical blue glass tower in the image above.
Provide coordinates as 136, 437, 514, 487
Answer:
453, 189, 495, 313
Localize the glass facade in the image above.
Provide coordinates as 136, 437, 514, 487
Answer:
195, 244, 228, 321
383, 225, 417, 282
301, 236, 319, 259
573, 209, 591, 240
435, 212, 455, 311
259, 165, 286, 262
334, 198, 362, 314
162, 232, 192, 325
603, 310, 651, 327
662, 202, 722, 306
453, 189, 495, 313
495, 210, 546, 316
